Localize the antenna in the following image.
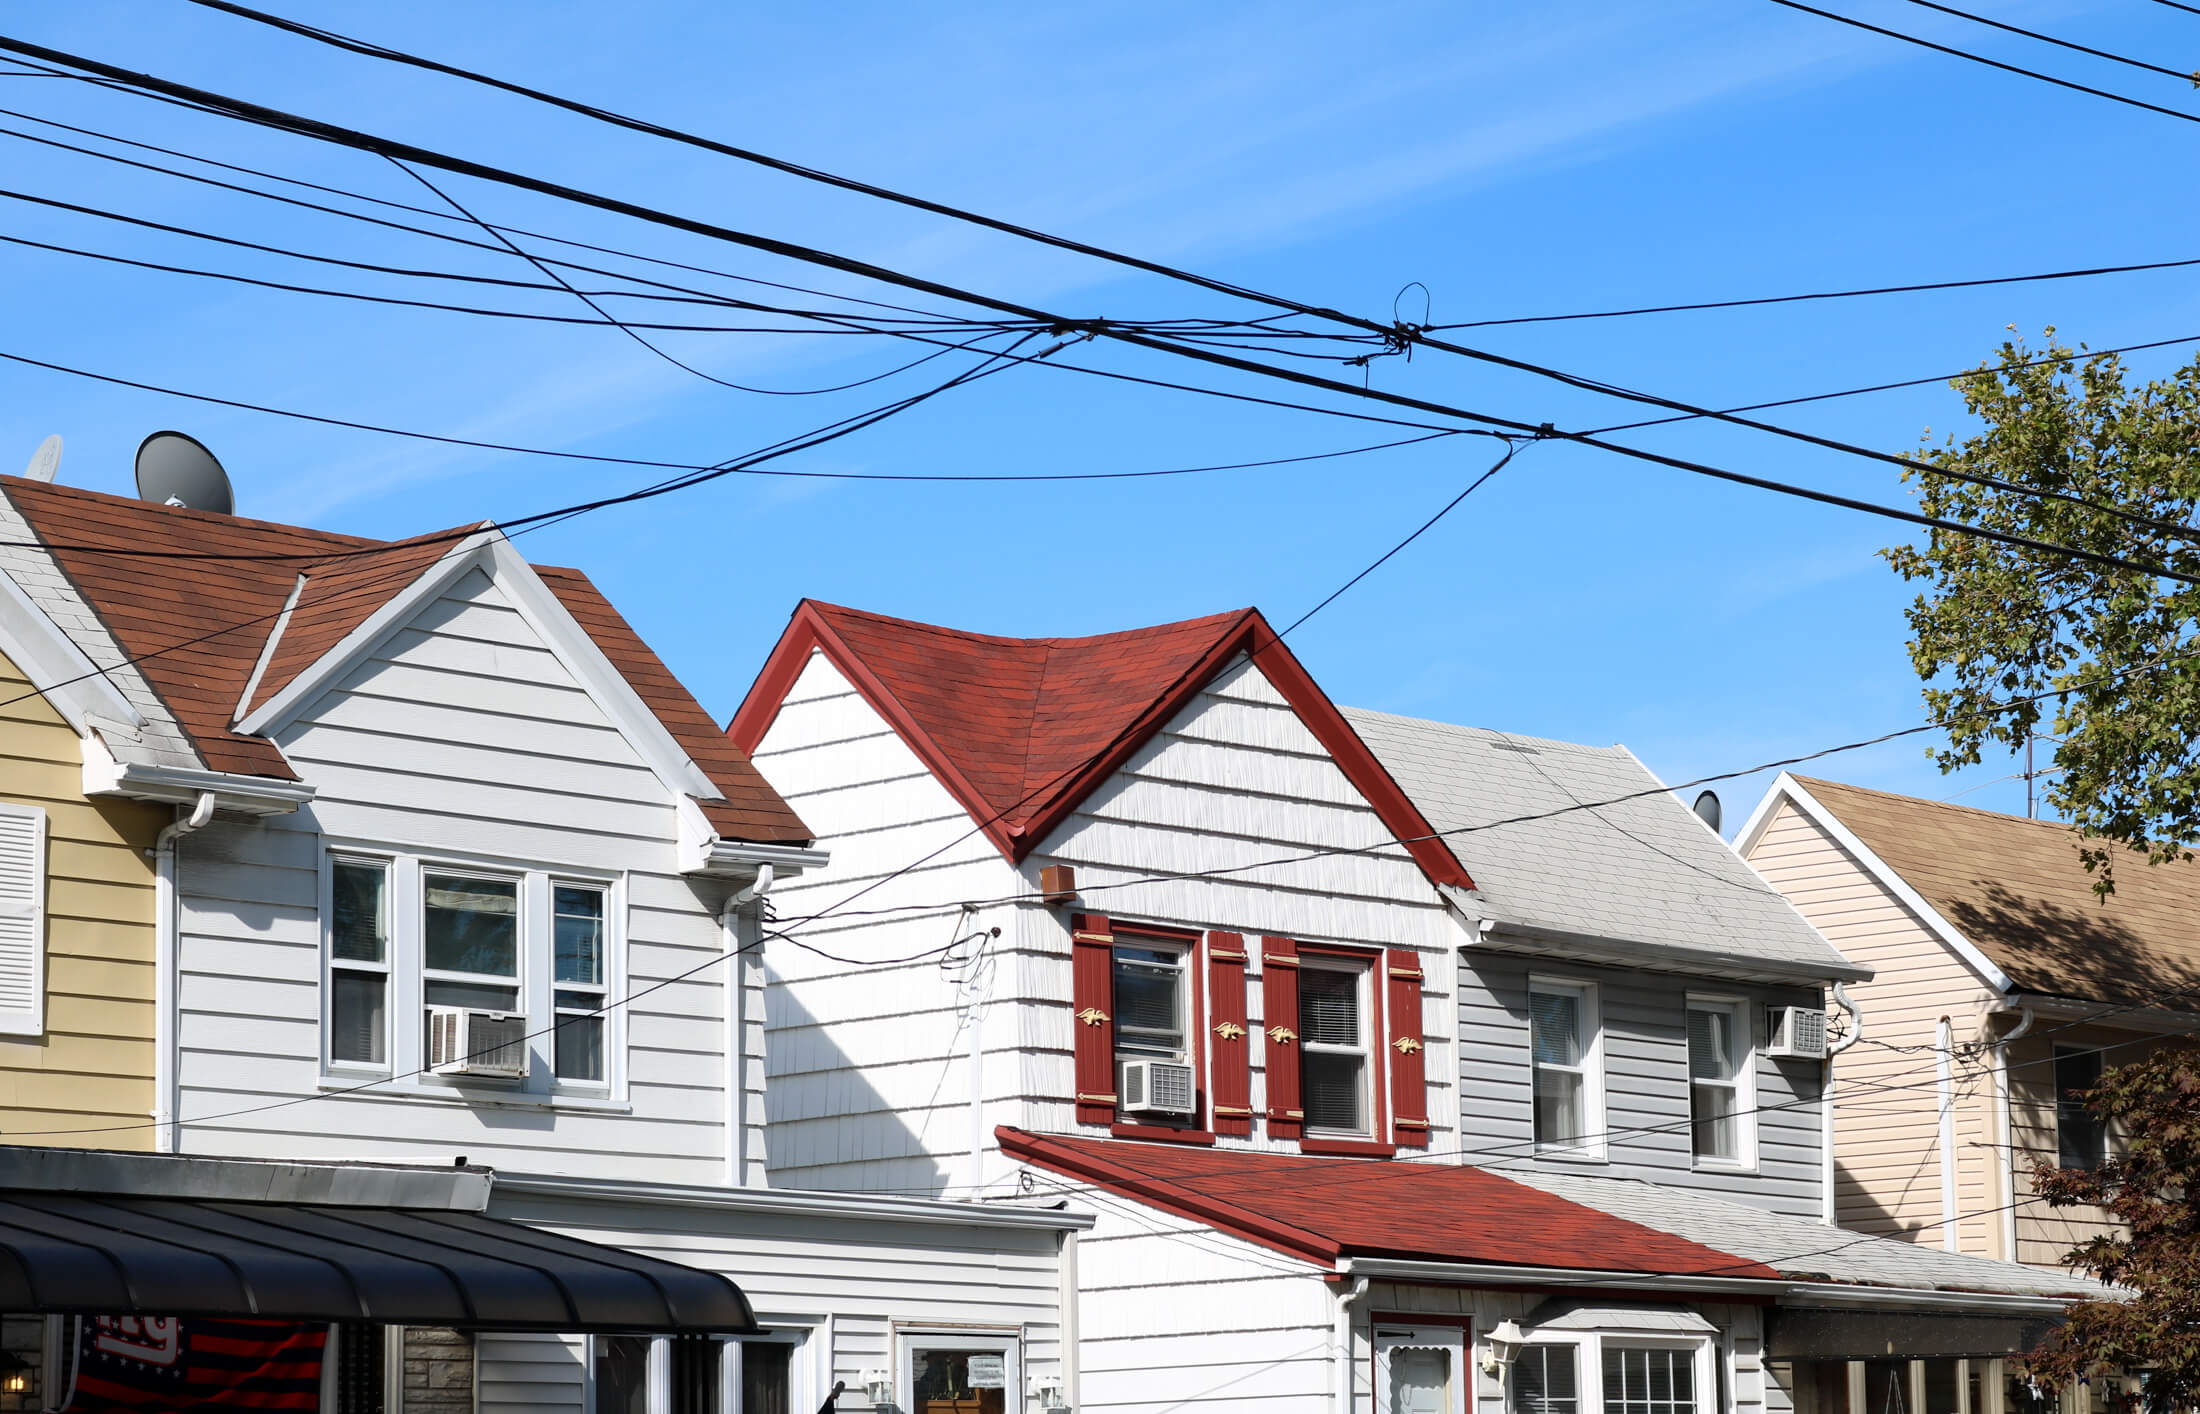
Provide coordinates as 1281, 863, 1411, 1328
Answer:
1691, 790, 1722, 834
22, 435, 60, 483
133, 431, 234, 515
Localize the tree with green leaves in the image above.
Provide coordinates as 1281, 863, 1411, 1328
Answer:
1887, 330, 2200, 889
2026, 1045, 2200, 1413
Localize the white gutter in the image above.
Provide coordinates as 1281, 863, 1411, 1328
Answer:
491, 1172, 1096, 1232
149, 791, 214, 1154
1823, 982, 1862, 1225
1333, 1275, 1371, 1414
86, 735, 313, 816
721, 865, 776, 1188
1938, 1016, 1959, 1252
1986, 1005, 2036, 1262
1336, 1258, 2078, 1317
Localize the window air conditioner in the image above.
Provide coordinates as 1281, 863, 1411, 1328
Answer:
426, 1007, 530, 1078
1120, 1059, 1196, 1116
1766, 1006, 1829, 1060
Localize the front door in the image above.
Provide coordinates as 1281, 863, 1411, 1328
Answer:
1377, 1325, 1468, 1414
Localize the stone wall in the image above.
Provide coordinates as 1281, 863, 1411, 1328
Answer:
401, 1326, 474, 1413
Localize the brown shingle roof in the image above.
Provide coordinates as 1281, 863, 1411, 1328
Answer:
1795, 775, 2200, 1009
2, 477, 808, 844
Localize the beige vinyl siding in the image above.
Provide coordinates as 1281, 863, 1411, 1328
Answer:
2004, 1023, 2157, 1269
1743, 799, 1999, 1254
0, 647, 164, 1146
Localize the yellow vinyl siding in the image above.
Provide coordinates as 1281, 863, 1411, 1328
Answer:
2005, 1024, 2158, 1268
1745, 799, 2001, 1255
0, 647, 164, 1147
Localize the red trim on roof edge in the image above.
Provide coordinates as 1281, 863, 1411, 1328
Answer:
727, 603, 1474, 889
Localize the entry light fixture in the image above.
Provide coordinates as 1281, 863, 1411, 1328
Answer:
1480, 1320, 1526, 1377
862, 1369, 893, 1408
0, 1347, 30, 1395
1030, 1370, 1068, 1411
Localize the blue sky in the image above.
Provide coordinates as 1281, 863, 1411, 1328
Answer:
4, 0, 2195, 832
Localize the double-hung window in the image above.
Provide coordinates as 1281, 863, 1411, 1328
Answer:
1299, 960, 1372, 1136
2055, 1046, 2106, 1170
321, 849, 622, 1094
1113, 942, 1187, 1071
1530, 979, 1601, 1156
1602, 1346, 1698, 1414
1516, 1345, 1582, 1414
1687, 997, 1753, 1166
1510, 1339, 1709, 1414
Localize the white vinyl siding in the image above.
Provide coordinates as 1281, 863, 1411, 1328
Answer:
172, 566, 743, 1181
0, 803, 48, 1037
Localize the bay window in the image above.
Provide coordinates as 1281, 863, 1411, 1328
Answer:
1602, 1347, 1697, 1414
320, 848, 623, 1095
1508, 1336, 1711, 1414
1516, 1345, 1581, 1414
1687, 996, 1753, 1166
1531, 979, 1602, 1156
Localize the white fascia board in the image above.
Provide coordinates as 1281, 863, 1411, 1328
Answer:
0, 561, 143, 737
475, 538, 719, 802
82, 733, 313, 815
1470, 919, 1873, 986
1778, 1282, 2081, 1315
492, 1172, 1095, 1233
675, 795, 828, 878
1339, 1258, 2078, 1315
236, 528, 502, 736
1754, 774, 2013, 995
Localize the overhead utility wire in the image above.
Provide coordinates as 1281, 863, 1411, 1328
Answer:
1763, 0, 2200, 126
1898, 0, 2200, 85
2155, 0, 2200, 17
147, 0, 2200, 543
8, 39, 2190, 582
1432, 256, 2200, 330
61, 28, 2195, 553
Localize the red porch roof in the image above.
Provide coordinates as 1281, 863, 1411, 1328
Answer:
727, 601, 1472, 887
998, 1127, 1775, 1278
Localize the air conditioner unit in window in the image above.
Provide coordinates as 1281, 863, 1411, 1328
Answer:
426, 1007, 529, 1078
1766, 1006, 1829, 1060
1120, 1059, 1196, 1116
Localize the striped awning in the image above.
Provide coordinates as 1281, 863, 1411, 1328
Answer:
0, 1192, 753, 1333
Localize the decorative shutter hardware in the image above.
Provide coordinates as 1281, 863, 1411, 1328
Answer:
1260, 936, 1303, 1138
1207, 930, 1251, 1135
1071, 914, 1116, 1124
1386, 947, 1430, 1147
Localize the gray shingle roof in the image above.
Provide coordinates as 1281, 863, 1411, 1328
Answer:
1342, 709, 1860, 980
1502, 1167, 2099, 1299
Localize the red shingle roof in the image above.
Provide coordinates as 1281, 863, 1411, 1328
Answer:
999, 1128, 1775, 1276
728, 601, 1472, 887
2, 477, 808, 844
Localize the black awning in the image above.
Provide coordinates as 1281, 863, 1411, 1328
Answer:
0, 1193, 753, 1333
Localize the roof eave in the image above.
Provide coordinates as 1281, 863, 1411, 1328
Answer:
83, 734, 311, 816
1469, 916, 1874, 986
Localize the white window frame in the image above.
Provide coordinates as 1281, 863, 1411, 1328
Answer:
1298, 954, 1374, 1139
894, 1326, 1021, 1414
1686, 993, 1758, 1171
550, 877, 615, 1087
1506, 1333, 1718, 1414
317, 841, 627, 1102
724, 1325, 811, 1414
322, 854, 394, 1075
1376, 1321, 1469, 1414
1112, 936, 1191, 1074
1529, 976, 1606, 1161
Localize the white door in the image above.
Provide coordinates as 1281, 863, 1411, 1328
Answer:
1377, 1325, 1468, 1414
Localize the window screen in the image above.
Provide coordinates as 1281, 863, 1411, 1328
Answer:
1515, 1344, 1580, 1414
2056, 1047, 2106, 1170
1602, 1347, 1696, 1414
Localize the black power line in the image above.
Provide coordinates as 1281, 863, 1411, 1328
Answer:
6, 34, 2193, 584
1900, 0, 2200, 85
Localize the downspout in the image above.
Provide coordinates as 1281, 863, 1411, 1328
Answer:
1988, 1005, 2036, 1261
1938, 1015, 1959, 1252
1333, 1275, 1371, 1414
722, 864, 774, 1187
150, 791, 215, 1155
1821, 982, 1862, 1225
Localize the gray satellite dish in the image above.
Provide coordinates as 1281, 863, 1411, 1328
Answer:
1692, 790, 1723, 834
23, 435, 61, 483
134, 431, 234, 515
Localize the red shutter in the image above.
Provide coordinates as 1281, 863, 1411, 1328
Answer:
1207, 931, 1252, 1137
1072, 913, 1116, 1125
1387, 948, 1430, 1147
1261, 935, 1302, 1140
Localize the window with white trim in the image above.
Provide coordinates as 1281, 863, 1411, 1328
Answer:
1515, 1345, 1581, 1414
1601, 1346, 1698, 1414
320, 849, 622, 1093
1511, 1336, 1711, 1414
1299, 958, 1372, 1136
1687, 996, 1753, 1166
1530, 979, 1602, 1155
1113, 941, 1188, 1072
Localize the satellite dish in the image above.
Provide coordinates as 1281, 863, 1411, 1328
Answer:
134, 431, 234, 515
1692, 790, 1723, 834
23, 435, 61, 483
